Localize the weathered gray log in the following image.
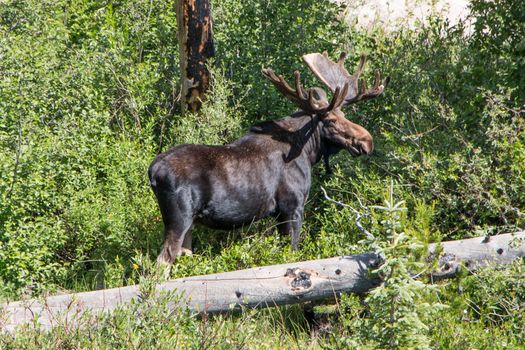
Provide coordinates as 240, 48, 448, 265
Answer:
428, 231, 524, 278
177, 0, 214, 113
1, 231, 524, 332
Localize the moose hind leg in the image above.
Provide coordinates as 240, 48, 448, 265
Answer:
156, 189, 194, 265
157, 219, 192, 265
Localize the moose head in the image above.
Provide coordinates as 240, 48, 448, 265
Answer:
263, 52, 389, 172
149, 52, 388, 265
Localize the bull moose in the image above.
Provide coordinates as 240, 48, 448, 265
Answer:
149, 52, 389, 265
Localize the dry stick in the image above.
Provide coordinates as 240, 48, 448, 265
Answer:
320, 186, 374, 240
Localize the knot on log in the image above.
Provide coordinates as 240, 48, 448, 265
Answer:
284, 268, 314, 292
432, 253, 462, 279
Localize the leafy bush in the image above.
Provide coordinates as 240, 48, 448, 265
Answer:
0, 0, 177, 296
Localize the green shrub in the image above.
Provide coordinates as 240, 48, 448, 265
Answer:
213, 0, 348, 118
0, 0, 176, 296
327, 183, 444, 349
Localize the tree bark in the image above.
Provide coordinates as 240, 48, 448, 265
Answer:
176, 0, 214, 113
1, 231, 524, 332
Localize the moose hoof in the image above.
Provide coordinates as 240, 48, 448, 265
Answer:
156, 246, 177, 266
156, 245, 192, 266
180, 248, 193, 256
156, 254, 172, 267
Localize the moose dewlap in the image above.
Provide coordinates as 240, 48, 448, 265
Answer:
149, 52, 389, 265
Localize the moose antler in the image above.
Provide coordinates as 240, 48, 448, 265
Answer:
262, 68, 349, 115
302, 52, 390, 105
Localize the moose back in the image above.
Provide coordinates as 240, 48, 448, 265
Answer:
149, 52, 389, 265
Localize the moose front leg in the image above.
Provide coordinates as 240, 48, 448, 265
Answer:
181, 230, 193, 256
323, 152, 333, 175
277, 207, 304, 250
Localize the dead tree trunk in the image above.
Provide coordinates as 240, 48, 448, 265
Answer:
1, 231, 524, 332
176, 0, 214, 113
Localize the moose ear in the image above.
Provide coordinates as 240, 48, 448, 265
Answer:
309, 87, 330, 109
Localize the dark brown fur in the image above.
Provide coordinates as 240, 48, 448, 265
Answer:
149, 111, 373, 264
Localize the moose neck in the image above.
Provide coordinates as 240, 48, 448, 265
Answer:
303, 115, 324, 166
277, 112, 325, 167
248, 111, 328, 167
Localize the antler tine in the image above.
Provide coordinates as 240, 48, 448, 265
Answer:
277, 73, 295, 95
373, 70, 381, 88
294, 71, 307, 99
361, 78, 368, 94
263, 68, 300, 103
326, 82, 349, 112
343, 68, 391, 104
337, 52, 346, 65
292, 71, 322, 111
325, 86, 341, 111
262, 68, 280, 88
383, 77, 390, 90
339, 82, 350, 106
354, 54, 367, 78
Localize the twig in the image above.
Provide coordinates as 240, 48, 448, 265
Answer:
320, 186, 374, 240
411, 270, 426, 280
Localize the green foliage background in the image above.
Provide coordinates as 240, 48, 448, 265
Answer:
0, 0, 524, 348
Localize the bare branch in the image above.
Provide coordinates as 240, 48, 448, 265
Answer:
320, 186, 374, 240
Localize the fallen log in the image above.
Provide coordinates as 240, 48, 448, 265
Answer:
1, 231, 524, 332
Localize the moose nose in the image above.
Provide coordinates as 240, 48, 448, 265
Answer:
360, 139, 374, 155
